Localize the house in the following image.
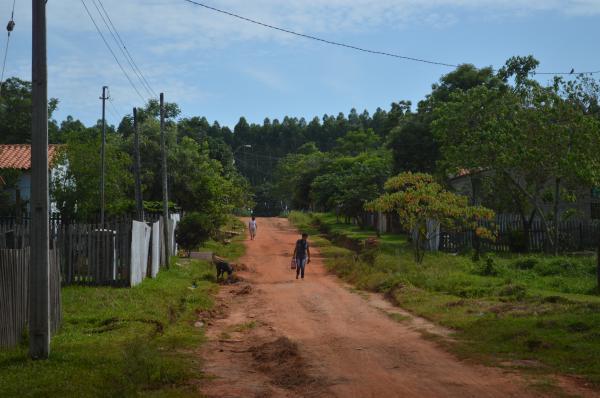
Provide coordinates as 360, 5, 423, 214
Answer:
448, 169, 600, 220
0, 144, 63, 213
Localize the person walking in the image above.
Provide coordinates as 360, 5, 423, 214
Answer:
249, 216, 258, 240
292, 233, 311, 279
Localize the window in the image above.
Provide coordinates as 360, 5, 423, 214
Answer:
592, 187, 600, 200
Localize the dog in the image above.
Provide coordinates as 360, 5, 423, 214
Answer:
212, 254, 234, 281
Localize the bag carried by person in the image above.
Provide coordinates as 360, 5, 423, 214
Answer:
290, 258, 297, 269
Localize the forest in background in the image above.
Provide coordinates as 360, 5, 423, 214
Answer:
2, 55, 600, 236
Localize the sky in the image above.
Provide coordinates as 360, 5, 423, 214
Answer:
1, 0, 600, 128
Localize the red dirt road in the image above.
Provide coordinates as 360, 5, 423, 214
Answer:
199, 218, 595, 398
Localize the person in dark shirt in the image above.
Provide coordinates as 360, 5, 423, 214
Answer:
292, 233, 311, 279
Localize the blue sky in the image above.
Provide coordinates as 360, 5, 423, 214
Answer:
2, 0, 599, 128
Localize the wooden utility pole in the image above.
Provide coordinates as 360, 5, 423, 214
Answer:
160, 93, 170, 268
100, 86, 108, 225
29, 0, 50, 359
133, 108, 144, 221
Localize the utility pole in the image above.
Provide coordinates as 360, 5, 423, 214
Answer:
133, 108, 144, 222
100, 86, 108, 226
29, 0, 50, 359
160, 93, 170, 268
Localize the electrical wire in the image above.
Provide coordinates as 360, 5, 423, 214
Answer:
93, 0, 157, 98
181, 0, 457, 68
96, 0, 157, 98
234, 150, 284, 162
531, 70, 600, 76
233, 155, 276, 178
80, 0, 147, 103
107, 97, 123, 122
181, 0, 600, 76
0, 0, 16, 98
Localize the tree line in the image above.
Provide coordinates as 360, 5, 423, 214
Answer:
0, 80, 252, 238
2, 55, 600, 253
261, 56, 600, 257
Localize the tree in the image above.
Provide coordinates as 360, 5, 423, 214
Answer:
273, 149, 328, 210
0, 77, 59, 144
367, 172, 494, 263
387, 117, 438, 173
52, 128, 133, 221
433, 58, 600, 254
176, 212, 217, 256
333, 129, 380, 156
311, 151, 392, 223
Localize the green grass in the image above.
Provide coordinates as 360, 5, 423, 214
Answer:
289, 211, 600, 386
0, 257, 216, 397
0, 217, 248, 397
201, 217, 247, 259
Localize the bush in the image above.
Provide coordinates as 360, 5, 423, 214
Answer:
498, 283, 528, 300
533, 258, 594, 277
511, 257, 538, 270
176, 212, 221, 254
474, 256, 499, 276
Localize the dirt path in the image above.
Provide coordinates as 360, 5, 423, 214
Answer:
198, 218, 595, 398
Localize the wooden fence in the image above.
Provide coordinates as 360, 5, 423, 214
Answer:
439, 218, 600, 253
0, 248, 62, 348
0, 215, 178, 287
56, 221, 133, 286
0, 214, 179, 349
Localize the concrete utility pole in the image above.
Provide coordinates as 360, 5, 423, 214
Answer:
29, 0, 50, 360
100, 86, 108, 225
133, 108, 144, 221
160, 93, 170, 268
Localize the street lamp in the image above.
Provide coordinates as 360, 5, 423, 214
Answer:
232, 144, 251, 165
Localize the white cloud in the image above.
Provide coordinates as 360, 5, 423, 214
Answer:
2, 0, 598, 125
242, 66, 288, 91
26, 1, 600, 48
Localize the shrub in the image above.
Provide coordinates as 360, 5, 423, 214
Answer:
474, 256, 499, 276
511, 257, 538, 270
533, 258, 594, 277
498, 283, 528, 300
176, 212, 220, 255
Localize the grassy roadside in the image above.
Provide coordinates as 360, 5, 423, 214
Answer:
0, 218, 246, 398
289, 211, 600, 387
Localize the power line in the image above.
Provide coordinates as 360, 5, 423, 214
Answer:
0, 0, 16, 98
93, 0, 158, 98
233, 155, 276, 178
235, 150, 284, 162
181, 0, 457, 68
181, 0, 600, 76
79, 0, 146, 103
532, 70, 600, 76
107, 97, 123, 122
89, 0, 154, 99
96, 0, 157, 97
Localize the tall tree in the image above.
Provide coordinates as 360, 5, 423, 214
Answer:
433, 59, 600, 253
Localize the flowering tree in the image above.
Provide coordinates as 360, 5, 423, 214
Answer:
366, 172, 494, 263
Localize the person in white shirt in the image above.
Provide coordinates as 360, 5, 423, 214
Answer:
249, 216, 258, 240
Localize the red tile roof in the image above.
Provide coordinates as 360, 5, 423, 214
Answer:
0, 144, 63, 170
